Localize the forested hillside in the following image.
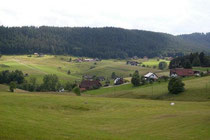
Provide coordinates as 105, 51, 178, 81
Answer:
179, 33, 210, 47
0, 26, 210, 58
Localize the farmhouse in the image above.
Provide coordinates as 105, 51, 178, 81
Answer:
132, 56, 138, 60
114, 78, 124, 85
144, 72, 158, 81
126, 61, 139, 66
73, 58, 83, 63
170, 68, 194, 77
79, 80, 102, 90
84, 59, 94, 62
38, 53, 44, 57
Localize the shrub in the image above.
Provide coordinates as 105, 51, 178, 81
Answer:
160, 76, 169, 82
140, 76, 146, 85
105, 79, 110, 86
9, 81, 16, 92
168, 77, 185, 94
111, 72, 117, 79
67, 70, 71, 75
90, 66, 95, 69
65, 82, 73, 91
73, 86, 81, 96
158, 61, 167, 70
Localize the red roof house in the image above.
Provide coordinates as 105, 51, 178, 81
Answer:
170, 68, 194, 77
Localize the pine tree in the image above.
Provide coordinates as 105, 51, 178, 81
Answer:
131, 70, 140, 86
168, 78, 185, 94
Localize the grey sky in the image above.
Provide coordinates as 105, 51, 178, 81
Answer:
0, 0, 210, 35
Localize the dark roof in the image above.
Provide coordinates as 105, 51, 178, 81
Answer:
170, 68, 194, 76
127, 61, 139, 65
79, 80, 102, 90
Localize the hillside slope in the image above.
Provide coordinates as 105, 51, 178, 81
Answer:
0, 26, 210, 58
0, 91, 210, 140
86, 76, 210, 101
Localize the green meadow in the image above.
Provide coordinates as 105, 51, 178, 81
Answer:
86, 76, 210, 101
0, 85, 210, 140
0, 55, 210, 140
141, 58, 170, 67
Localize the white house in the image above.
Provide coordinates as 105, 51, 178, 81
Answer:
144, 72, 158, 80
114, 78, 124, 85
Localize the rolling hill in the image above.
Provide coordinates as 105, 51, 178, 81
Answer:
0, 26, 210, 58
0, 84, 210, 140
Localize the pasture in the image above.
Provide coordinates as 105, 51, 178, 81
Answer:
86, 75, 210, 101
141, 58, 170, 67
0, 86, 210, 140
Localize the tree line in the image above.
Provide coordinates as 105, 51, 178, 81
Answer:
1, 26, 210, 59
169, 52, 210, 69
0, 70, 80, 94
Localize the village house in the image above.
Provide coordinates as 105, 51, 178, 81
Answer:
73, 58, 83, 63
34, 53, 38, 56
170, 68, 194, 77
84, 59, 95, 62
126, 61, 139, 66
144, 72, 158, 81
79, 80, 102, 90
194, 70, 201, 76
58, 88, 65, 92
114, 78, 124, 85
132, 56, 138, 60
38, 53, 44, 57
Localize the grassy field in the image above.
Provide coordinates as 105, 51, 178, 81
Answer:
193, 67, 210, 72
141, 58, 170, 67
0, 86, 210, 140
86, 76, 210, 101
0, 55, 169, 84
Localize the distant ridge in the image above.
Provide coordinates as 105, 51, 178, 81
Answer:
0, 26, 210, 58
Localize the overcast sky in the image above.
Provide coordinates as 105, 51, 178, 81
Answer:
0, 0, 210, 35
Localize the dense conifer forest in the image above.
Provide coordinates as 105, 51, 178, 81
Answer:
0, 26, 210, 58
169, 52, 210, 68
